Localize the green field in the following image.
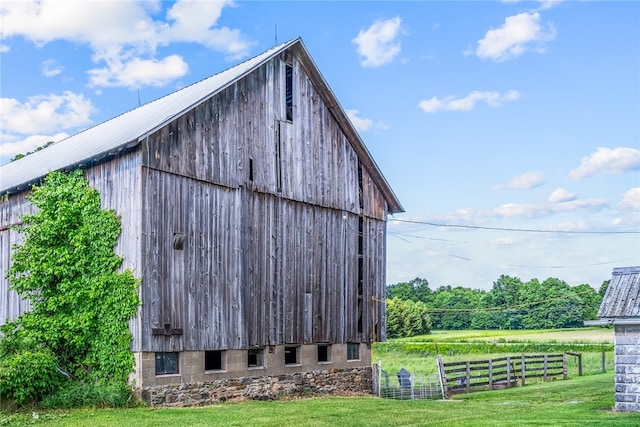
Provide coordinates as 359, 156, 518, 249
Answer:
2, 328, 633, 427
374, 327, 615, 376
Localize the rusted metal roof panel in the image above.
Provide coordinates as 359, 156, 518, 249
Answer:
598, 266, 640, 319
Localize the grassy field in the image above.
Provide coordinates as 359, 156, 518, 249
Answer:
1, 328, 630, 426
398, 327, 615, 343
0, 374, 636, 426
374, 327, 615, 376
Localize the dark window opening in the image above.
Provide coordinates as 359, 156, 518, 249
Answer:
155, 352, 179, 375
276, 122, 283, 192
317, 344, 331, 363
173, 232, 185, 250
347, 343, 360, 361
357, 216, 364, 334
205, 350, 224, 371
358, 165, 364, 210
285, 64, 293, 121
248, 348, 264, 368
285, 346, 299, 365
248, 158, 254, 182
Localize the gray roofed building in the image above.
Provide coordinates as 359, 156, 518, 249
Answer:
595, 266, 640, 412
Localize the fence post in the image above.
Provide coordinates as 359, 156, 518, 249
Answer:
488, 359, 493, 389
601, 351, 606, 373
578, 353, 582, 376
377, 361, 382, 397
436, 355, 447, 398
465, 361, 471, 393
521, 355, 526, 386
562, 354, 567, 380
506, 357, 511, 387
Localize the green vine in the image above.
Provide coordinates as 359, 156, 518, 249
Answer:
3, 170, 140, 388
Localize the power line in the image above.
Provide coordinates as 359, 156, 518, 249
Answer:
389, 218, 640, 234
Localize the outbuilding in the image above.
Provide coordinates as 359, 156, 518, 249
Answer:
595, 266, 640, 412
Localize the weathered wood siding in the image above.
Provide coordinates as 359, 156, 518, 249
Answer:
139, 52, 389, 351
84, 152, 144, 351
0, 192, 35, 323
140, 170, 245, 352
0, 152, 143, 348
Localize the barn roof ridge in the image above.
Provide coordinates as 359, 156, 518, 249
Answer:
0, 37, 402, 213
0, 37, 300, 194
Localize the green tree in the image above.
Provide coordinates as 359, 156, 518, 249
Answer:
573, 283, 602, 321
385, 297, 432, 338
4, 170, 140, 385
386, 277, 433, 304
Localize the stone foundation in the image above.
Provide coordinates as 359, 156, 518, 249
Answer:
140, 367, 372, 407
614, 325, 640, 412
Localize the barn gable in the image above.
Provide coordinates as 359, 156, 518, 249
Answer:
0, 38, 402, 403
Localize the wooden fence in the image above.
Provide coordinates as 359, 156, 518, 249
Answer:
436, 353, 568, 396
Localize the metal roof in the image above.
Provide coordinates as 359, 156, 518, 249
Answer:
597, 266, 640, 319
0, 38, 299, 194
0, 37, 403, 213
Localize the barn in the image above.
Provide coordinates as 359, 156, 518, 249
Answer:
0, 38, 403, 405
595, 266, 640, 412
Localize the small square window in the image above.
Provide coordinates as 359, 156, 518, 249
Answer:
285, 346, 299, 365
248, 348, 264, 368
205, 350, 225, 371
347, 343, 360, 361
317, 344, 331, 363
155, 352, 179, 375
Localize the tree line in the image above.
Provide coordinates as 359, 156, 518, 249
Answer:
385, 276, 608, 338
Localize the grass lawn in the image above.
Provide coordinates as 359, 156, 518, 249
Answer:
1, 373, 636, 426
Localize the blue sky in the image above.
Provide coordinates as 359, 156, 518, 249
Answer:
1, 1, 638, 290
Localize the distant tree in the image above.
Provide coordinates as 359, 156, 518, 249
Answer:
11, 140, 55, 161
385, 297, 432, 338
573, 283, 602, 321
598, 280, 610, 298
386, 277, 433, 304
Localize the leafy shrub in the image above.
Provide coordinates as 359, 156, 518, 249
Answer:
0, 349, 64, 406
40, 382, 135, 409
6, 170, 140, 386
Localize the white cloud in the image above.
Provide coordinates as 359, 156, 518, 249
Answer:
346, 109, 374, 132
475, 12, 556, 62
0, 0, 252, 89
569, 147, 640, 179
496, 171, 545, 190
548, 188, 576, 203
0, 92, 94, 134
492, 237, 520, 246
352, 16, 403, 67
419, 90, 520, 113
618, 188, 640, 211
88, 54, 189, 88
42, 58, 63, 77
0, 133, 69, 158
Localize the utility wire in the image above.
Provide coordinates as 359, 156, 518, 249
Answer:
389, 218, 640, 234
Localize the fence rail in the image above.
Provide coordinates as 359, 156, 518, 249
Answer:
437, 353, 568, 396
